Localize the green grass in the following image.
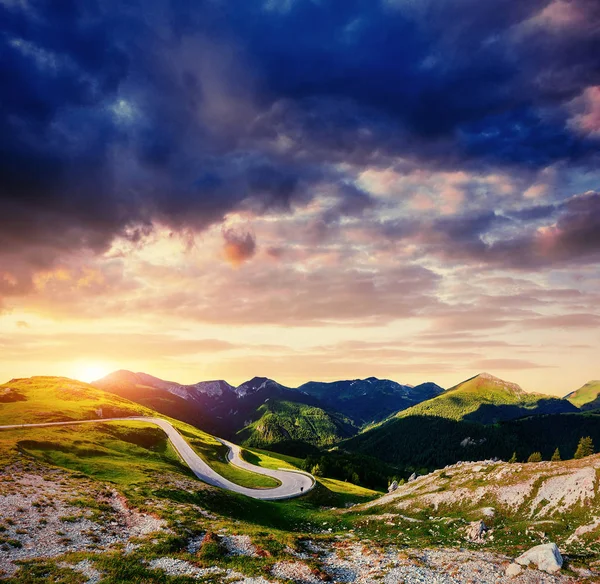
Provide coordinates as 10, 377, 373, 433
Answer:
180, 431, 281, 489
240, 447, 382, 504
2, 422, 192, 485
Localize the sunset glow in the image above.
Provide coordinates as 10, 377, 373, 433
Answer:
0, 0, 598, 395
70, 363, 113, 384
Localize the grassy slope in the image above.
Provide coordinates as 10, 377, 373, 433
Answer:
566, 380, 600, 409
0, 376, 279, 489
236, 399, 357, 448
0, 376, 151, 425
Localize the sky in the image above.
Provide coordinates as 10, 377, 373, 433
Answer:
0, 0, 599, 395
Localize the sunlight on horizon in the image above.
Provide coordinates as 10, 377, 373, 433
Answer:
70, 362, 112, 383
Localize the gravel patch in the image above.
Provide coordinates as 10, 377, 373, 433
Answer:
0, 462, 169, 577
149, 557, 223, 578
222, 534, 258, 557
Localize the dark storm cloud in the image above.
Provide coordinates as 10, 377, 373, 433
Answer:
388, 192, 600, 269
1, 0, 600, 288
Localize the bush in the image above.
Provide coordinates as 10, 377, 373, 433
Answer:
527, 452, 542, 462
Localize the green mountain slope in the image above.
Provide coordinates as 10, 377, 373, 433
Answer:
0, 376, 280, 489
0, 376, 152, 425
396, 372, 577, 424
237, 399, 357, 450
345, 410, 600, 471
565, 380, 600, 409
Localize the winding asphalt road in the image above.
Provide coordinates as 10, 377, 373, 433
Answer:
0, 416, 315, 500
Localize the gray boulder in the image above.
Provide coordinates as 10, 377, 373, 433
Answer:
515, 542, 563, 573
388, 480, 398, 493
408, 472, 417, 482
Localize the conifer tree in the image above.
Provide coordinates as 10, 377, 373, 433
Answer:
551, 448, 561, 462
508, 452, 517, 463
527, 451, 542, 463
574, 436, 594, 459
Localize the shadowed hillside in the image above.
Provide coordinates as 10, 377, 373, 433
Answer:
236, 399, 358, 450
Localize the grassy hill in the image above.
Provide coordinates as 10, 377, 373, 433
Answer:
565, 380, 600, 410
236, 399, 358, 450
0, 376, 151, 425
395, 372, 577, 424
0, 376, 281, 489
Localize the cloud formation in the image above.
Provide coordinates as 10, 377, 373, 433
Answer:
0, 0, 599, 393
222, 228, 257, 265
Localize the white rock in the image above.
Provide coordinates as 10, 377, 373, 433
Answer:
505, 563, 522, 577
515, 542, 563, 573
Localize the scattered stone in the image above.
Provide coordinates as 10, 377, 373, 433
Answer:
515, 542, 563, 573
480, 507, 495, 518
408, 473, 417, 482
388, 480, 399, 493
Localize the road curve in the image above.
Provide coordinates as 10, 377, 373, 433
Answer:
0, 416, 315, 500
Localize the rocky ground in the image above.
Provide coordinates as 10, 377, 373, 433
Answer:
0, 462, 167, 577
1, 455, 598, 583
149, 537, 576, 583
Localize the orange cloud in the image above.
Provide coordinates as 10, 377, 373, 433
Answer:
222, 228, 257, 266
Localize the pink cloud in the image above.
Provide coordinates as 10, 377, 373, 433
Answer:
569, 86, 600, 136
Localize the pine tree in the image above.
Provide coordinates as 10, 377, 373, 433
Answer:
551, 448, 561, 462
508, 452, 517, 463
527, 451, 542, 463
574, 436, 595, 459
310, 463, 323, 476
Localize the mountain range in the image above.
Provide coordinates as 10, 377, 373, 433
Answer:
92, 370, 445, 441
92, 370, 600, 464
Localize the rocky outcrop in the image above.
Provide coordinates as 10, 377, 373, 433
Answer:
515, 542, 563, 573
465, 520, 488, 543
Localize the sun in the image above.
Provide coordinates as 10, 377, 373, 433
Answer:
71, 362, 111, 383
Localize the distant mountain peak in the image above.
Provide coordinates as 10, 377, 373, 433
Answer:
235, 377, 283, 397
467, 372, 525, 394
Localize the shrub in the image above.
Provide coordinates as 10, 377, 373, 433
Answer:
527, 452, 542, 463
